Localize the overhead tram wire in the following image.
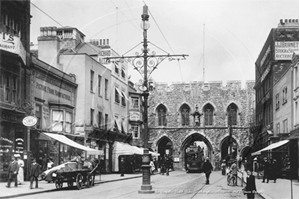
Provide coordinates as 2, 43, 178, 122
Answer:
31, 2, 64, 27
146, 5, 185, 83
109, 0, 141, 33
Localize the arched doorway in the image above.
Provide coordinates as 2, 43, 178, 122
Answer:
181, 133, 213, 170
220, 136, 238, 164
157, 136, 173, 158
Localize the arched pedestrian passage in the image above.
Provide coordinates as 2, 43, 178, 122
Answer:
157, 136, 173, 158
220, 136, 238, 164
180, 133, 213, 171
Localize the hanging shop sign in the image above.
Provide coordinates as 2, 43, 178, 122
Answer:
129, 111, 140, 121
275, 41, 299, 60
22, 116, 38, 127
15, 138, 24, 154
0, 32, 26, 64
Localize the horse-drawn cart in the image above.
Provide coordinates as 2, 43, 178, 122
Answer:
53, 163, 99, 190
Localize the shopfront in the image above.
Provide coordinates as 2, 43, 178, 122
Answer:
0, 110, 26, 181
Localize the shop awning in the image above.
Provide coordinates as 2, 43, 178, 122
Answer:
44, 133, 103, 155
112, 142, 160, 156
251, 140, 290, 156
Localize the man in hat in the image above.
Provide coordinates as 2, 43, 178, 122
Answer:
262, 157, 270, 183
202, 158, 213, 184
6, 155, 19, 188
29, 158, 41, 189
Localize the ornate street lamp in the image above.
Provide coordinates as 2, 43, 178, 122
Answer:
105, 5, 188, 194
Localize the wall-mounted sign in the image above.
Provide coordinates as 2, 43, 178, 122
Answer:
260, 46, 271, 67
22, 116, 38, 127
129, 111, 140, 121
0, 32, 26, 64
275, 41, 299, 60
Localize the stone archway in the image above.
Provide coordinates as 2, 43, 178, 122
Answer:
157, 136, 173, 158
220, 136, 238, 164
180, 133, 213, 170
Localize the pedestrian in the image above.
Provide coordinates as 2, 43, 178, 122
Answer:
6, 155, 19, 188
238, 157, 242, 170
243, 169, 257, 199
202, 158, 213, 184
149, 159, 155, 175
29, 158, 41, 189
16, 154, 24, 185
221, 160, 226, 175
268, 159, 278, 183
230, 161, 238, 185
153, 157, 158, 172
120, 157, 125, 177
165, 154, 171, 176
160, 157, 166, 175
47, 158, 54, 170
262, 157, 270, 183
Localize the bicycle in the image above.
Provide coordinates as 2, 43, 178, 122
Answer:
227, 171, 237, 186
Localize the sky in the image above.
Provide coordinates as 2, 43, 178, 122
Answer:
30, 0, 299, 86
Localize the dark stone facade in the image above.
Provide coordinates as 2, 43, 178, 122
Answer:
147, 80, 255, 170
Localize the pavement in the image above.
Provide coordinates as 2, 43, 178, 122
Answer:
238, 170, 299, 199
0, 170, 298, 199
0, 173, 142, 199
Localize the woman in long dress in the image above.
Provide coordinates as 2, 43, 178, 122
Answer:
16, 155, 24, 185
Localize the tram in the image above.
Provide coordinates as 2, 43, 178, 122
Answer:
185, 145, 204, 173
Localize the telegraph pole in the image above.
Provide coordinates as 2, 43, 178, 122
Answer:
105, 5, 187, 194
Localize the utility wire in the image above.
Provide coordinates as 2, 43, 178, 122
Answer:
31, 2, 64, 27
147, 4, 185, 83
109, 0, 141, 32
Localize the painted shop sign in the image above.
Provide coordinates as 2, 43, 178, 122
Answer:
129, 111, 140, 121
0, 137, 13, 153
36, 82, 72, 101
260, 46, 271, 67
0, 32, 26, 64
34, 71, 74, 93
1, 114, 18, 121
275, 41, 299, 60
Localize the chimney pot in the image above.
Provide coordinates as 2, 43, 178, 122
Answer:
285, 19, 288, 23
280, 19, 283, 24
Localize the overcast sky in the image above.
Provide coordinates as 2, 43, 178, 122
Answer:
30, 0, 299, 86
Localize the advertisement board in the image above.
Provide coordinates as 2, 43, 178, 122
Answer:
275, 41, 299, 60
0, 32, 26, 64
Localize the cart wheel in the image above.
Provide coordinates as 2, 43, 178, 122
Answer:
76, 173, 83, 190
86, 174, 93, 188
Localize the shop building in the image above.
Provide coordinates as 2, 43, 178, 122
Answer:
0, 0, 31, 181
29, 55, 77, 169
253, 19, 298, 150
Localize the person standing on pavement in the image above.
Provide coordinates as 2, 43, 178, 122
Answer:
120, 157, 125, 177
271, 159, 278, 183
202, 158, 213, 185
243, 169, 257, 199
149, 159, 155, 175
29, 158, 41, 189
164, 154, 171, 176
16, 154, 24, 185
262, 157, 270, 183
6, 155, 19, 188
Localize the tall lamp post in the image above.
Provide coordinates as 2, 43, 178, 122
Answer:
228, 106, 233, 161
105, 5, 187, 193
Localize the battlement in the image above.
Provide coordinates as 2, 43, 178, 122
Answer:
154, 80, 254, 90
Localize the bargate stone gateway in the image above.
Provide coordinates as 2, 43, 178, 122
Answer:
147, 80, 255, 170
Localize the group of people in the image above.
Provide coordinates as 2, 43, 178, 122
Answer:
149, 155, 173, 176
261, 157, 279, 183
6, 154, 42, 189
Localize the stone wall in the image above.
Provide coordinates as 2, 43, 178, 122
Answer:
147, 80, 255, 170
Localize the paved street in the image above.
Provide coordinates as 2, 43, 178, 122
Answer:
13, 171, 262, 199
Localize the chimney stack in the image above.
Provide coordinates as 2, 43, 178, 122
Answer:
278, 19, 299, 28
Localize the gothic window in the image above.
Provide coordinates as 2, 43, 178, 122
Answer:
180, 104, 190, 126
227, 103, 238, 125
203, 103, 214, 126
157, 104, 167, 126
